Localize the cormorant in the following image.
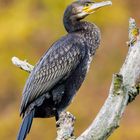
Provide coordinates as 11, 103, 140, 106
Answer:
17, 0, 112, 140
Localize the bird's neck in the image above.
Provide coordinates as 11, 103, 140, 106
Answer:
64, 19, 93, 33
64, 19, 101, 56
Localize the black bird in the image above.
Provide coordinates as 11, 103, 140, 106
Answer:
17, 0, 112, 140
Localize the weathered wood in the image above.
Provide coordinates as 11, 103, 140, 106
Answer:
12, 56, 34, 73
56, 112, 76, 140
77, 18, 140, 140
12, 18, 140, 140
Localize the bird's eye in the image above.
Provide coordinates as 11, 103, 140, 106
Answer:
85, 3, 91, 7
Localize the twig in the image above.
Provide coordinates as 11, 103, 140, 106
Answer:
11, 56, 34, 73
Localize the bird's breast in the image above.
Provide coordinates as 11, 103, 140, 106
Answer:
77, 22, 101, 57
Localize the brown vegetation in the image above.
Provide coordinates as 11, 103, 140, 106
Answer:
0, 0, 140, 139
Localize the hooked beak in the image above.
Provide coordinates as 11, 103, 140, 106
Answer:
83, 1, 112, 14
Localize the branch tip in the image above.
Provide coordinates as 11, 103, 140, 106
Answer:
127, 17, 139, 47
11, 56, 34, 73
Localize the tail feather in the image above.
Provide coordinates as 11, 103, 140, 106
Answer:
17, 109, 35, 140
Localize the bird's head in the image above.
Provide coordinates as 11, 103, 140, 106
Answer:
64, 0, 112, 21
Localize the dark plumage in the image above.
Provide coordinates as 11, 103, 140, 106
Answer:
17, 0, 112, 140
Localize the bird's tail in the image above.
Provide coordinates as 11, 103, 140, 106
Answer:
17, 109, 35, 140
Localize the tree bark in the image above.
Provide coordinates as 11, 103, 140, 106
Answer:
12, 18, 140, 140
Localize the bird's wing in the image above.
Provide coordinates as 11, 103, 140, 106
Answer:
20, 35, 85, 114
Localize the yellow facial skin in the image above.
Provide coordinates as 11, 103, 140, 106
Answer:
83, 4, 95, 14
82, 1, 112, 14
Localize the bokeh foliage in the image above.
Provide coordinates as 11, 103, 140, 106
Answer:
0, 0, 140, 140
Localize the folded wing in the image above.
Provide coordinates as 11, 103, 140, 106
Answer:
20, 35, 85, 115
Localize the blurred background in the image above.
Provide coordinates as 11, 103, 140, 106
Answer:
0, 0, 140, 139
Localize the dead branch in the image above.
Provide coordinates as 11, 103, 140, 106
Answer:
12, 18, 140, 140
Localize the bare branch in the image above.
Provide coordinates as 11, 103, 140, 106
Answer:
12, 18, 140, 140
11, 56, 34, 73
77, 18, 140, 140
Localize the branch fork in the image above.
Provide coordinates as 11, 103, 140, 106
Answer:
12, 18, 140, 140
